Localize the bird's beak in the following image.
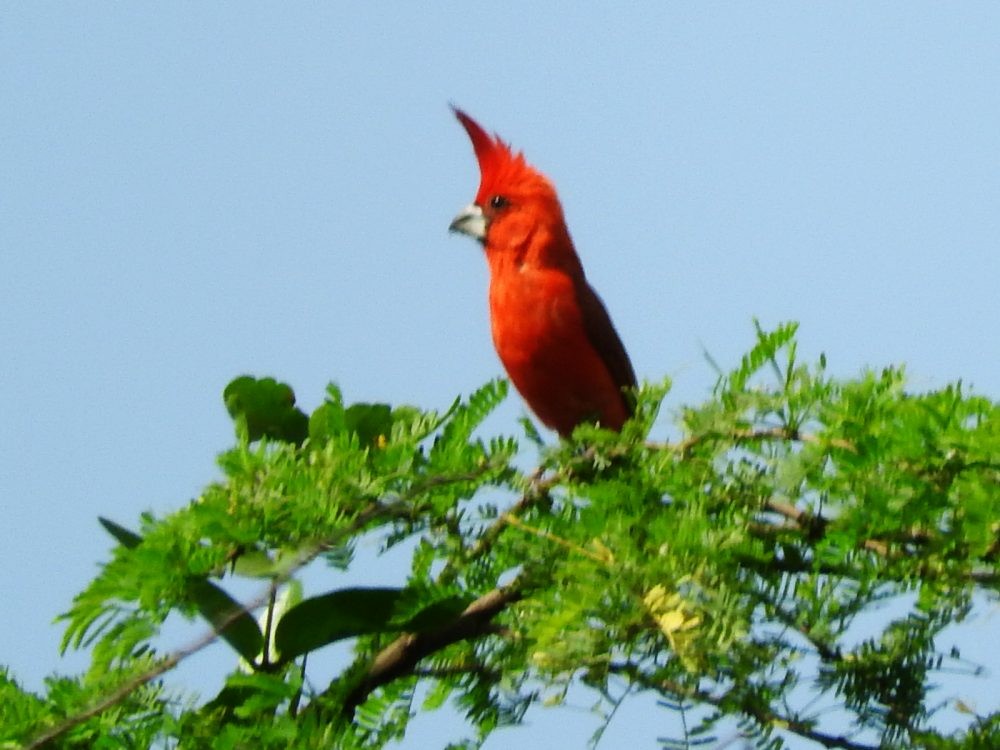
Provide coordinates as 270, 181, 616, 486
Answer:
449, 203, 486, 243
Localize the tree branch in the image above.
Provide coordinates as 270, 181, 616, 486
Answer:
438, 466, 553, 585
339, 583, 522, 719
759, 499, 999, 585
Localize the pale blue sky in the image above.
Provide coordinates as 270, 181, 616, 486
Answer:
2, 4, 999, 747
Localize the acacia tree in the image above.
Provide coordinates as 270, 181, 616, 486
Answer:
3, 323, 999, 749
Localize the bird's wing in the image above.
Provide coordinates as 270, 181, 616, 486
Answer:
576, 280, 638, 414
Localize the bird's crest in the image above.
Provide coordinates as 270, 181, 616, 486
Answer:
452, 107, 547, 205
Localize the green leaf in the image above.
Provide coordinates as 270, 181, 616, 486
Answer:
308, 401, 346, 443
185, 577, 264, 664
273, 587, 475, 664
308, 383, 347, 442
203, 671, 302, 717
223, 375, 308, 444
730, 320, 799, 393
202, 683, 258, 713
274, 587, 404, 661
230, 549, 278, 579
398, 594, 474, 632
431, 379, 508, 462
97, 517, 143, 549
307, 387, 396, 447
345, 403, 394, 446
227, 671, 301, 718
519, 416, 544, 448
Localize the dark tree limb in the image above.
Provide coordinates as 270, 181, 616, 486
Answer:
340, 584, 523, 720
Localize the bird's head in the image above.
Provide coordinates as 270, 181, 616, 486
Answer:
449, 108, 566, 252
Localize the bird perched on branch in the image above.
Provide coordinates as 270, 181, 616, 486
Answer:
449, 108, 636, 438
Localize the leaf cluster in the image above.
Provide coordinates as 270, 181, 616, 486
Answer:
4, 325, 999, 749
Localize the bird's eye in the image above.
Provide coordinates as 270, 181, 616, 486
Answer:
489, 195, 508, 209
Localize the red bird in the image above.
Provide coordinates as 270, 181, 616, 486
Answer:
449, 108, 636, 437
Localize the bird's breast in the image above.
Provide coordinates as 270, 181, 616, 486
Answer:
488, 268, 578, 365
486, 266, 628, 435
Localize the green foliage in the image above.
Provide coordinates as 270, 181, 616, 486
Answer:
2, 665, 172, 748
273, 587, 473, 662
224, 375, 309, 444
185, 577, 265, 664
4, 328, 999, 749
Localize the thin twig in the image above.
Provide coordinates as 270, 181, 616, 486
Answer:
608, 662, 876, 750
502, 513, 611, 564
438, 466, 553, 584
659, 426, 857, 457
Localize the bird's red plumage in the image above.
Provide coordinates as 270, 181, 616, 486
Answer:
451, 108, 636, 437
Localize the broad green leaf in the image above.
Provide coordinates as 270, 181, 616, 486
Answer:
274, 587, 476, 664
223, 375, 308, 444
230, 549, 278, 579
308, 400, 347, 442
345, 403, 393, 446
274, 587, 404, 661
308, 383, 347, 443
185, 577, 264, 664
398, 594, 474, 632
